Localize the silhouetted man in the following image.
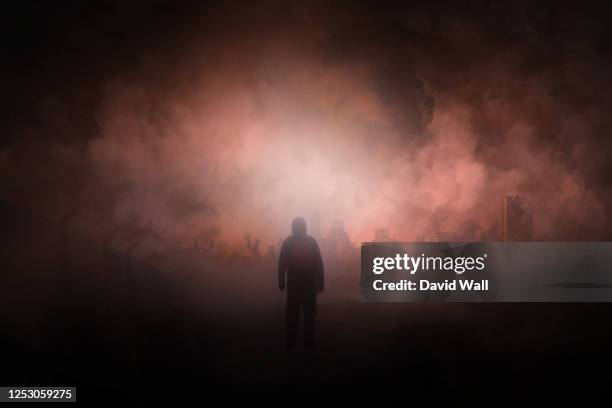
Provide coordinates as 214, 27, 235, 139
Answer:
278, 217, 324, 350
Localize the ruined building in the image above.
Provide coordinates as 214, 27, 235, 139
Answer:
500, 196, 533, 241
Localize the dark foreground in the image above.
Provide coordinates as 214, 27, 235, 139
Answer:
1, 201, 611, 404
2, 297, 612, 404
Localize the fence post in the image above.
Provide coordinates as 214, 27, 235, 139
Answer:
59, 205, 86, 310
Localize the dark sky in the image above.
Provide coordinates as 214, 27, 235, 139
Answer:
2, 0, 612, 245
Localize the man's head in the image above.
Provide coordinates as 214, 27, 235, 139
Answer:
291, 217, 307, 236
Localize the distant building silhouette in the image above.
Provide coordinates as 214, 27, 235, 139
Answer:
310, 213, 322, 241
264, 245, 275, 262
328, 219, 352, 257
435, 231, 469, 242
252, 238, 261, 260
501, 196, 533, 241
374, 228, 389, 242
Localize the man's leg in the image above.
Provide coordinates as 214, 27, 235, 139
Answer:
303, 293, 317, 349
285, 292, 301, 350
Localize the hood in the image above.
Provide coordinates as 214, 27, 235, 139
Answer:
291, 217, 307, 236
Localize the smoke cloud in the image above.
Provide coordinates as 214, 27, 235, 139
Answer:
2, 1, 611, 249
